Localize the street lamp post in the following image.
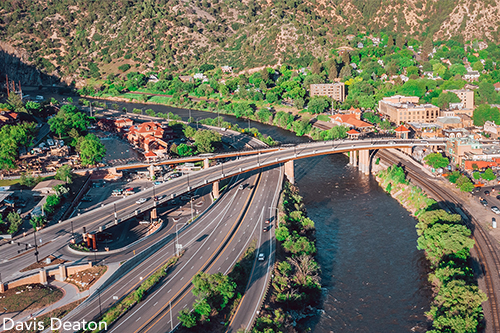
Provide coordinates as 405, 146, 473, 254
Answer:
33, 230, 39, 263
70, 220, 74, 239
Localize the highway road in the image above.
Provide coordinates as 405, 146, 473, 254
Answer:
105, 165, 282, 333
54, 172, 258, 332
0, 138, 443, 284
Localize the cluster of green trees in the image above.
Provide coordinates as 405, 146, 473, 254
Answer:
377, 164, 408, 193
472, 168, 496, 182
0, 211, 23, 235
47, 104, 106, 166
446, 171, 475, 192
0, 122, 38, 170
416, 210, 486, 332
253, 183, 320, 332
423, 153, 450, 170
178, 272, 236, 328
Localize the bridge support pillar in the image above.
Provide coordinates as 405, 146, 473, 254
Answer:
401, 147, 412, 155
359, 150, 370, 175
212, 181, 220, 199
149, 164, 155, 179
349, 150, 357, 166
284, 160, 295, 184
204, 158, 210, 169
39, 269, 47, 285
151, 208, 157, 221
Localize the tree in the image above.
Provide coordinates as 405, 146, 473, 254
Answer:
307, 97, 329, 114
25, 101, 41, 114
275, 225, 290, 241
446, 171, 461, 183
472, 104, 500, 126
456, 175, 474, 192
44, 194, 61, 214
481, 168, 496, 181
177, 143, 193, 157
77, 133, 106, 166
424, 153, 449, 169
6, 212, 22, 234
436, 91, 461, 109
7, 93, 26, 113
339, 65, 352, 78
55, 165, 73, 183
194, 130, 221, 153
183, 125, 197, 138
328, 64, 338, 81
417, 223, 475, 266
178, 309, 198, 328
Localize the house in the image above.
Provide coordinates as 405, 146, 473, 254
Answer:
407, 122, 442, 139
221, 66, 233, 73
329, 113, 373, 131
347, 129, 360, 139
464, 84, 479, 90
464, 71, 480, 81
127, 122, 172, 151
484, 121, 500, 139
178, 76, 193, 83
394, 125, 410, 139
478, 41, 489, 50
114, 118, 134, 128
33, 179, 66, 194
423, 71, 434, 79
193, 73, 207, 81
494, 82, 500, 92
144, 151, 158, 162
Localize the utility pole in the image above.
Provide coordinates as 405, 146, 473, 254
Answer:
5, 75, 9, 97
33, 230, 39, 263
190, 197, 194, 222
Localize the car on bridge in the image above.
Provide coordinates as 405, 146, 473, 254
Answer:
258, 253, 265, 261
136, 198, 147, 204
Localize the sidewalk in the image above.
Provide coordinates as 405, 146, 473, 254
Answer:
0, 262, 119, 330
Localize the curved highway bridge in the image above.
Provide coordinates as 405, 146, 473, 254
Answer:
0, 138, 445, 282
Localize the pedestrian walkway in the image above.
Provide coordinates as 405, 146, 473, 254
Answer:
0, 262, 119, 330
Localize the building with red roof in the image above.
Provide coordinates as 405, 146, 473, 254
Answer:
127, 121, 171, 152
347, 129, 360, 139
394, 125, 410, 139
329, 114, 373, 131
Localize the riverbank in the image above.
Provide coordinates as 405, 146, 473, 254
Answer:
79, 93, 350, 142
376, 163, 486, 332
252, 181, 321, 332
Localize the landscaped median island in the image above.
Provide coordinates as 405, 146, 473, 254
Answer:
176, 239, 257, 332
378, 164, 487, 332
82, 254, 181, 333
251, 182, 321, 333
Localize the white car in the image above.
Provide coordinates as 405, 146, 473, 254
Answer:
136, 198, 147, 204
258, 253, 265, 261
491, 206, 500, 215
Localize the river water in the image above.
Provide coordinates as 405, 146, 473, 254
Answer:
90, 99, 431, 331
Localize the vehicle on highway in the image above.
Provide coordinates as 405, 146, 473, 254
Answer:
388, 141, 396, 145
154, 181, 162, 185
492, 206, 500, 215
263, 225, 271, 232
136, 198, 147, 204
154, 195, 165, 201
238, 184, 244, 190
485, 190, 490, 196
258, 253, 265, 261
112, 189, 123, 197
265, 219, 270, 224
139, 220, 151, 224
474, 187, 481, 193
480, 199, 488, 206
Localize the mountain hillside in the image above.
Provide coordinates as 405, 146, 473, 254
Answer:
0, 0, 499, 84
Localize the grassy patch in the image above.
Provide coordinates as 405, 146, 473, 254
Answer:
86, 255, 181, 332
316, 114, 330, 122
0, 284, 63, 313
0, 179, 20, 186
4, 298, 86, 333
67, 265, 108, 292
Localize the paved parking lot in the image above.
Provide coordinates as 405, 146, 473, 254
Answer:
470, 185, 500, 225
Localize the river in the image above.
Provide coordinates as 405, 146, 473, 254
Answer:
86, 98, 432, 331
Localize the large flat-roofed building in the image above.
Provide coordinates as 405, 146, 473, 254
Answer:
310, 83, 345, 102
378, 95, 440, 123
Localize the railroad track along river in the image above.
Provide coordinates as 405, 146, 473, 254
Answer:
378, 150, 500, 333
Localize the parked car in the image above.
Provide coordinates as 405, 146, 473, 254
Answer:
136, 198, 147, 204
480, 199, 488, 206
492, 206, 500, 214
258, 253, 265, 261
485, 191, 490, 196
154, 181, 162, 185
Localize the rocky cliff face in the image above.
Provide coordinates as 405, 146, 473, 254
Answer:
0, 42, 58, 86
